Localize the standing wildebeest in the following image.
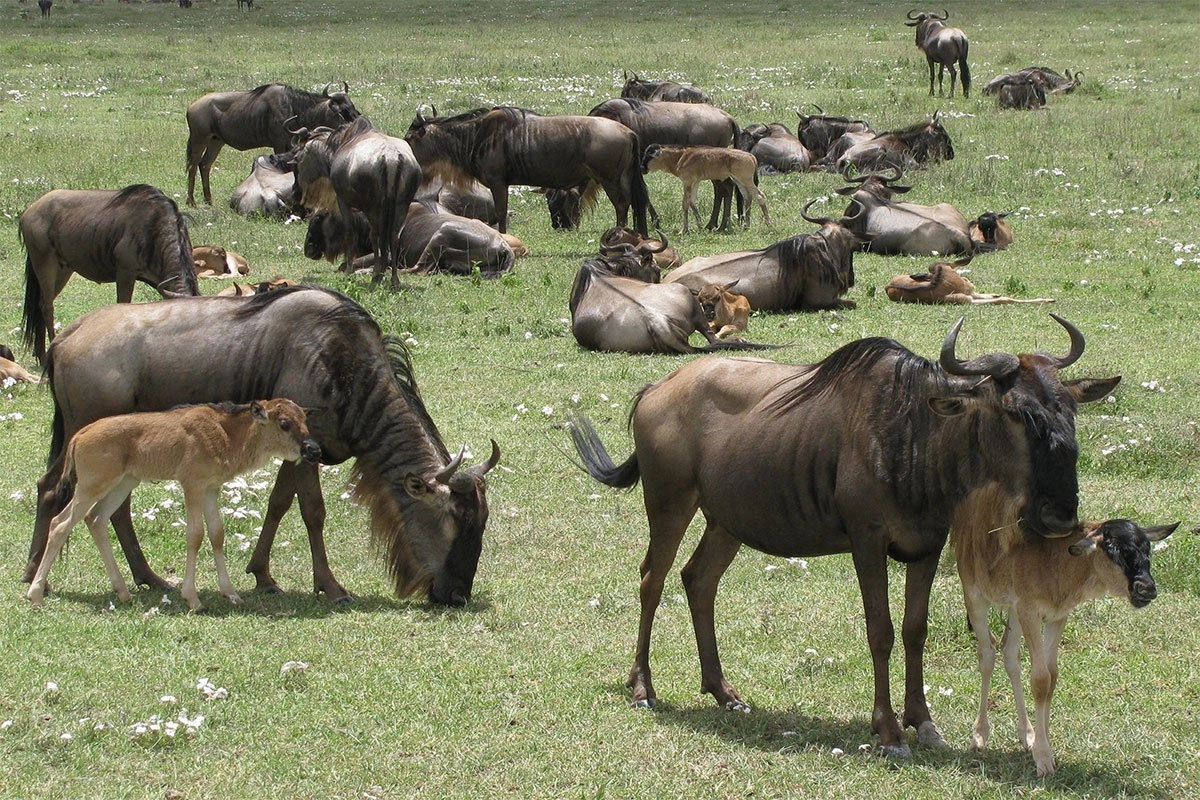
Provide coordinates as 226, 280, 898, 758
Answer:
294, 116, 422, 287
19, 184, 200, 364
404, 106, 650, 236
983, 67, 1082, 97
568, 315, 1118, 756
642, 144, 769, 232
836, 112, 954, 174
836, 171, 973, 256
27, 399, 321, 612
905, 10, 971, 98
185, 82, 360, 207
229, 153, 300, 218
38, 0, 52, 17
663, 200, 861, 311
735, 123, 812, 174
237, 0, 254, 8
23, 287, 500, 606
620, 71, 710, 104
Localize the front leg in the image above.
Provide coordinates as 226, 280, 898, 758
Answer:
849, 536, 905, 756
680, 523, 745, 710
901, 550, 948, 750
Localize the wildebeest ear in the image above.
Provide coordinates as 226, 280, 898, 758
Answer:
1144, 522, 1180, 542
403, 473, 431, 498
928, 378, 991, 417
250, 401, 267, 420
1068, 534, 1101, 557
1064, 375, 1121, 404
722, 280, 740, 291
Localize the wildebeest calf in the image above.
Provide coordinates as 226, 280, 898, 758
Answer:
1, 344, 42, 384
642, 144, 769, 232
26, 399, 321, 611
694, 281, 751, 338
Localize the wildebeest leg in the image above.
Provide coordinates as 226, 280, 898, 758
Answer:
849, 535, 907, 755
680, 521, 746, 710
948, 65, 958, 98
1000, 613, 1034, 747
196, 140, 224, 206
115, 275, 136, 304
83, 479, 141, 604
1019, 607, 1065, 776
27, 486, 92, 605
490, 184, 510, 234
927, 58, 937, 96
628, 489, 698, 707
705, 180, 731, 231
111, 496, 172, 588
200, 489, 241, 606
900, 552, 948, 749
963, 587, 997, 750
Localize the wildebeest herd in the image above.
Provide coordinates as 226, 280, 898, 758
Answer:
11, 7, 1172, 780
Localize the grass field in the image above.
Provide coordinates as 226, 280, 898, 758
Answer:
1, 1, 1198, 798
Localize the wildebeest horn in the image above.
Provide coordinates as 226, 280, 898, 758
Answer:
284, 116, 305, 136
800, 198, 833, 226
939, 317, 1020, 378
839, 201, 866, 223
931, 109, 941, 123
435, 445, 467, 483
600, 227, 621, 248
322, 83, 331, 97
935, 8, 949, 20
906, 9, 921, 19
342, 81, 350, 94
1048, 314, 1086, 369
811, 103, 825, 115
793, 107, 809, 123
469, 439, 502, 478
647, 228, 669, 253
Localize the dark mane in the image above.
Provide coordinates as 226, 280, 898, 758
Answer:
568, 261, 599, 315
766, 232, 854, 304
878, 119, 936, 140
105, 184, 170, 210
328, 115, 375, 147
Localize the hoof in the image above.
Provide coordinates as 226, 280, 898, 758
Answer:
880, 742, 913, 760
334, 593, 356, 605
723, 700, 751, 713
917, 720, 950, 750
631, 698, 655, 709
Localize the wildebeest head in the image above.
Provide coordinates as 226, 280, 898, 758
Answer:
937, 314, 1119, 536
970, 211, 1013, 249
695, 281, 740, 322
1067, 519, 1178, 607
905, 9, 949, 39
546, 186, 584, 230
795, 106, 872, 159
317, 82, 360, 126
304, 211, 372, 263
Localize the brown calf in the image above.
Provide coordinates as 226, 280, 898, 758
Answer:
885, 258, 1052, 305
193, 245, 250, 278
953, 484, 1177, 776
1, 344, 42, 384
694, 281, 751, 339
642, 144, 769, 232
27, 399, 321, 611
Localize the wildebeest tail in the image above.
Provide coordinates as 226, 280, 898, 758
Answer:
628, 135, 651, 237
567, 415, 641, 490
21, 249, 48, 364
960, 42, 972, 97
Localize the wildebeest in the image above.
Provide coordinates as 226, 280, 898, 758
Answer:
216, 276, 300, 297
304, 201, 516, 278
27, 399, 321, 612
995, 78, 1047, 110
836, 112, 954, 174
404, 106, 649, 236
735, 123, 812, 174
1, 344, 43, 384
185, 82, 360, 206
969, 211, 1014, 250
664, 200, 861, 311
885, 257, 1053, 304
836, 170, 972, 256
695, 282, 751, 339
905, 10, 971, 98
417, 175, 499, 225
600, 226, 680, 271
19, 184, 200, 364
795, 106, 873, 164
620, 71, 710, 104
982, 67, 1082, 97
38, 0, 52, 17
952, 483, 1177, 775
229, 153, 300, 218
23, 287, 500, 606
294, 116, 422, 287
237, 0, 254, 8
568, 315, 1119, 756
642, 144, 769, 232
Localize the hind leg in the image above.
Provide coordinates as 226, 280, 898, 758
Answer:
84, 481, 141, 604
681, 521, 745, 709
179, 495, 207, 611
197, 142, 224, 206
27, 495, 89, 606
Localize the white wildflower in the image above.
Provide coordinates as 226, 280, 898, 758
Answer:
280, 661, 310, 677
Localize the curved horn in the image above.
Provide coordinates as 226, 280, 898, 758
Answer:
839, 199, 866, 223
811, 103, 825, 115
794, 106, 810, 123
939, 317, 1020, 377
644, 227, 669, 253
434, 445, 467, 484
800, 198, 833, 226
469, 439, 501, 477
1049, 314, 1086, 369
599, 227, 623, 248
906, 9, 921, 19
342, 81, 349, 94
936, 8, 949, 20
322, 83, 331, 97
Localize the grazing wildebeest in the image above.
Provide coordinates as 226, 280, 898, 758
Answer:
663, 200, 861, 311
620, 71, 710, 104
694, 281, 751, 339
18, 184, 200, 364
885, 256, 1053, 305
27, 399, 321, 612
735, 123, 812, 174
995, 78, 1047, 110
836, 112, 954, 174
795, 106, 873, 164
185, 82, 360, 207
568, 261, 770, 354
23, 287, 500, 606
293, 116, 422, 288
582, 98, 742, 231
1, 344, 43, 384
905, 10, 971, 98
600, 226, 680, 271
229, 153, 300, 218
404, 106, 649, 236
39, 0, 52, 16
953, 483, 1176, 775
836, 170, 972, 256
568, 315, 1119, 756
969, 211, 1013, 250
983, 67, 1082, 97
642, 144, 769, 232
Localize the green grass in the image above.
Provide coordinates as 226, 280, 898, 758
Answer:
1, 1, 1199, 798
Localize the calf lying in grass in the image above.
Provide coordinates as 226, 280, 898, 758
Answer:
952, 485, 1177, 776
27, 399, 321, 611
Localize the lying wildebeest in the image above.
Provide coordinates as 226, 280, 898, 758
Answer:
695, 281, 751, 339
587, 98, 742, 231
192, 245, 250, 278
663, 200, 861, 311
1, 344, 42, 384
304, 201, 516, 278
735, 123, 811, 174
885, 256, 1053, 304
405, 106, 649, 236
969, 211, 1013, 250
229, 153, 299, 218
642, 144, 769, 232
836, 170, 972, 256
417, 175, 499, 225
568, 261, 769, 354
953, 483, 1176, 776
294, 116, 422, 287
19, 184, 200, 364
905, 9, 971, 98
186, 82, 360, 207
995, 78, 1047, 110
27, 399, 321, 612
795, 106, 873, 163
836, 112, 954, 174
600, 226, 680, 271
620, 71, 710, 104
568, 315, 1118, 757
216, 276, 299, 297
23, 287, 500, 606
982, 66, 1082, 97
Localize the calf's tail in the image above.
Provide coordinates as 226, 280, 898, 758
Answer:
567, 416, 641, 490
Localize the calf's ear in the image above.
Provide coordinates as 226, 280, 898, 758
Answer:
250, 401, 267, 421
1143, 522, 1180, 542
1065, 375, 1121, 404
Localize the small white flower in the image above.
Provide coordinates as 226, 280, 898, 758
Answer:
160, 695, 177, 705
280, 661, 310, 676
59, 732, 73, 742
1, 720, 13, 731
44, 681, 60, 695
831, 747, 845, 756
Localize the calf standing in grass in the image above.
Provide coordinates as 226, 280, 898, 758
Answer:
642, 144, 769, 232
952, 484, 1177, 776
27, 399, 321, 612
